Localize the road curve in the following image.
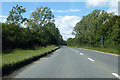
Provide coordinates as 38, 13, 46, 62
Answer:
10, 46, 119, 78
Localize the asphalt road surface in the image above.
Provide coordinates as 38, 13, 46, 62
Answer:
11, 46, 119, 78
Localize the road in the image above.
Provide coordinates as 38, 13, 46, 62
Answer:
10, 46, 119, 78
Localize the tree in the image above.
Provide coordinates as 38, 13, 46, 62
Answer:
26, 7, 62, 46
2, 5, 63, 53
6, 5, 27, 25
73, 9, 114, 47
70, 9, 119, 54
67, 38, 76, 46
28, 7, 54, 31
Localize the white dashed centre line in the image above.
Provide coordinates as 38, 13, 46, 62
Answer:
80, 53, 83, 55
88, 58, 94, 62
76, 51, 78, 53
112, 73, 120, 79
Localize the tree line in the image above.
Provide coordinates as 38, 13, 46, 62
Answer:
67, 10, 120, 52
2, 5, 63, 53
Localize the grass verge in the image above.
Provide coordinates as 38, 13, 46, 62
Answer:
67, 45, 119, 55
1, 45, 59, 76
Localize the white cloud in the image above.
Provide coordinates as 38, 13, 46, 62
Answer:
0, 19, 7, 23
30, 11, 34, 12
86, 0, 119, 15
56, 10, 65, 13
20, 22, 27, 28
86, 0, 109, 7
52, 9, 81, 13
0, 15, 7, 23
0, 16, 7, 18
107, 0, 119, 15
69, 9, 81, 12
55, 16, 81, 40
118, 1, 120, 16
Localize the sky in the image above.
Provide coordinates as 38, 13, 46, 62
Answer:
0, 0, 119, 40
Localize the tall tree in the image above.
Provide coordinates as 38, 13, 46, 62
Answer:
73, 9, 114, 46
27, 7, 54, 31
6, 5, 27, 25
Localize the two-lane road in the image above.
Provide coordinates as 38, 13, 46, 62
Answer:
10, 46, 119, 78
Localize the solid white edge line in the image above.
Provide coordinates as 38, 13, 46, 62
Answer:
88, 58, 94, 62
55, 49, 60, 52
112, 73, 120, 79
80, 53, 83, 55
80, 48, 118, 56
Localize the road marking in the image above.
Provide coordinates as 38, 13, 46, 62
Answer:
112, 73, 120, 79
80, 53, 83, 55
76, 51, 78, 53
80, 48, 118, 56
71, 49, 74, 51
88, 58, 94, 62
56, 49, 60, 52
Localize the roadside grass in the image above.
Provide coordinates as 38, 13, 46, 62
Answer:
67, 45, 119, 55
79, 46, 118, 55
1, 45, 59, 75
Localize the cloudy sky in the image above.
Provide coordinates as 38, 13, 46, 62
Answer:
0, 0, 119, 40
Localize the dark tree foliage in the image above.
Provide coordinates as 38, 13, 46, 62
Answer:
2, 5, 63, 53
61, 40, 67, 45
67, 38, 76, 46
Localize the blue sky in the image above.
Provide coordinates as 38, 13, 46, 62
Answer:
1, 1, 119, 40
2, 2, 109, 18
